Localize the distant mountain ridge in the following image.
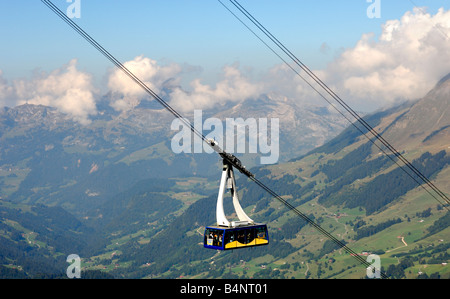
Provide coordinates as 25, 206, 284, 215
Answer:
378, 73, 450, 154
0, 91, 349, 214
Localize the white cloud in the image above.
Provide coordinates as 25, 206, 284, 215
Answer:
107, 55, 181, 111
320, 7, 450, 111
5, 59, 97, 125
168, 64, 263, 113
260, 63, 321, 104
0, 71, 15, 108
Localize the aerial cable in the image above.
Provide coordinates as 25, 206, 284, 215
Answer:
226, 0, 450, 206
249, 175, 388, 278
225, 0, 449, 207
220, 0, 450, 209
41, 0, 388, 277
40, 0, 204, 145
217, 0, 449, 211
41, 0, 262, 178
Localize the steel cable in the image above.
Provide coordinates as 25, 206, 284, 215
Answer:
220, 0, 449, 209
41, 0, 390, 278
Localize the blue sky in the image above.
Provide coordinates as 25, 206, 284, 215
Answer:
1, 1, 450, 118
1, 0, 448, 79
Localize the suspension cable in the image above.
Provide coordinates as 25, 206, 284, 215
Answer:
219, 0, 450, 209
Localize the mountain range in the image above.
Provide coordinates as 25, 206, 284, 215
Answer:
0, 92, 348, 214
0, 74, 449, 279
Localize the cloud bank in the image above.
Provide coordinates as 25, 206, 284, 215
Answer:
1, 7, 449, 122
107, 55, 181, 111
320, 7, 450, 110
1, 59, 97, 125
168, 64, 263, 113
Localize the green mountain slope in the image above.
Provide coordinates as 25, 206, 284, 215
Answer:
0, 200, 108, 278
104, 74, 449, 279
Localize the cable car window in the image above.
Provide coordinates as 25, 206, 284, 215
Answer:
256, 226, 267, 239
236, 230, 246, 244
246, 228, 255, 244
204, 228, 223, 248
224, 230, 235, 245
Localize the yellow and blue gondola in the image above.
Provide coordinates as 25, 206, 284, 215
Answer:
204, 224, 269, 250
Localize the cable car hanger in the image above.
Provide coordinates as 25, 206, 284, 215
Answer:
204, 141, 270, 250
214, 146, 254, 227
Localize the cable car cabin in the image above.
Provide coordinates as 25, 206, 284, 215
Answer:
204, 224, 269, 250
204, 158, 269, 250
